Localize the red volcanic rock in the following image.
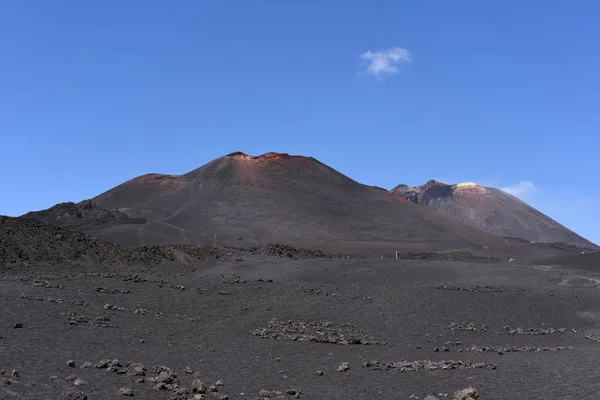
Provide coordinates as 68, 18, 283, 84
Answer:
391, 180, 597, 249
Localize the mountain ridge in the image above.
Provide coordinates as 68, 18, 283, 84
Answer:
391, 179, 597, 248
23, 152, 511, 253
21, 152, 596, 252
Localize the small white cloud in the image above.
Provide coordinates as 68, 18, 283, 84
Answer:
500, 181, 537, 200
359, 47, 411, 77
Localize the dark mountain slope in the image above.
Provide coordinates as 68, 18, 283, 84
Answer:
27, 152, 507, 252
532, 250, 600, 272
0, 215, 169, 266
23, 200, 146, 230
391, 180, 597, 249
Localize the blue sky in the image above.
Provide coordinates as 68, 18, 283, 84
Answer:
1, 1, 598, 244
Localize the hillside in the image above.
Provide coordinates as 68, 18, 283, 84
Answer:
0, 215, 170, 266
25, 152, 508, 253
391, 180, 597, 249
532, 250, 600, 272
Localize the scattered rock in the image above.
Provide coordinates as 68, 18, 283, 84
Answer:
253, 319, 386, 346
20, 293, 89, 306
104, 303, 127, 311
215, 379, 224, 386
133, 307, 199, 322
107, 359, 125, 374
338, 362, 349, 372
20, 293, 44, 301
80, 362, 92, 369
444, 341, 460, 346
437, 284, 504, 293
257, 389, 296, 398
249, 244, 336, 259
448, 322, 487, 332
298, 286, 373, 301
315, 370, 323, 376
67, 360, 75, 367
362, 360, 496, 372
585, 334, 600, 343
462, 344, 572, 353
47, 297, 64, 304
503, 325, 566, 335
84, 272, 192, 291
192, 379, 207, 393
221, 274, 247, 284
170, 387, 190, 399
68, 299, 89, 307
126, 362, 146, 376
18, 277, 66, 289
119, 386, 134, 396
63, 390, 88, 400
96, 286, 131, 294
60, 312, 115, 328
183, 366, 193, 374
73, 378, 87, 386
95, 359, 110, 369
150, 366, 179, 390
14, 322, 23, 329
453, 387, 479, 400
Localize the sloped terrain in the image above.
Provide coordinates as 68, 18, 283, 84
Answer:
22, 200, 146, 231
0, 216, 344, 269
26, 152, 509, 253
0, 215, 171, 267
392, 180, 597, 249
532, 250, 600, 272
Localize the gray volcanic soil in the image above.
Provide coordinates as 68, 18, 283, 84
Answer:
3, 246, 600, 399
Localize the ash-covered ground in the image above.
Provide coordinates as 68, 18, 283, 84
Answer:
2, 245, 600, 400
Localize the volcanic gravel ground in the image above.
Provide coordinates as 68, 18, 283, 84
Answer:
2, 255, 600, 399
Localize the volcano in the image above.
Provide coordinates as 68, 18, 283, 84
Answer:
24, 152, 508, 253
391, 180, 597, 249
8, 154, 600, 400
